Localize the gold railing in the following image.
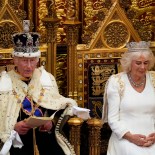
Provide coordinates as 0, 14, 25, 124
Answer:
68, 117, 84, 155
68, 118, 102, 155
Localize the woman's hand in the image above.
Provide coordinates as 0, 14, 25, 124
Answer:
39, 121, 53, 132
143, 133, 155, 147
14, 121, 32, 135
123, 132, 147, 146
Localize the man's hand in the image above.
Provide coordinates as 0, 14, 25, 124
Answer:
39, 121, 53, 132
14, 121, 32, 135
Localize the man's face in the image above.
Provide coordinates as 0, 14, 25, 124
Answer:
13, 57, 39, 78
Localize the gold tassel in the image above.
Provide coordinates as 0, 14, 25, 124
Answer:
33, 128, 40, 155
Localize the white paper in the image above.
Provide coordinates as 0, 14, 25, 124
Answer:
72, 106, 90, 120
25, 116, 53, 128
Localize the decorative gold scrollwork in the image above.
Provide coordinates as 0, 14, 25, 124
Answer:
0, 22, 18, 48
102, 20, 130, 48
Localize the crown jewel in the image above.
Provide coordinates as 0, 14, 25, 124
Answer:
126, 41, 151, 52
12, 20, 40, 57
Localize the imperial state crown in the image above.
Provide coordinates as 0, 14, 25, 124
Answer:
12, 20, 41, 57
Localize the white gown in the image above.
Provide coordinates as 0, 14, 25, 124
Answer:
106, 72, 155, 155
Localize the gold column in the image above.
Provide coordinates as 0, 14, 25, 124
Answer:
28, 0, 33, 26
63, 0, 81, 100
68, 117, 84, 155
42, 0, 60, 75
87, 118, 102, 155
63, 21, 81, 99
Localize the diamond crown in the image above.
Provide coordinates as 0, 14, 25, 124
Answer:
126, 41, 151, 52
12, 20, 40, 57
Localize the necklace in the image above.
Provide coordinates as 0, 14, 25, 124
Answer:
128, 73, 145, 87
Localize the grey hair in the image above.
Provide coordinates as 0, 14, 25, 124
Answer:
120, 49, 155, 72
35, 57, 40, 62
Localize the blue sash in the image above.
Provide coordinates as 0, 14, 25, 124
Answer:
22, 97, 43, 117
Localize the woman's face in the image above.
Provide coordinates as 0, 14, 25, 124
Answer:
130, 55, 149, 77
13, 57, 38, 78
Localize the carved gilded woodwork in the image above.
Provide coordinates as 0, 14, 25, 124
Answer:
102, 20, 130, 48
8, 0, 27, 20
42, 0, 60, 75
0, 22, 18, 48
0, 1, 24, 65
68, 117, 84, 155
63, 22, 81, 100
37, 0, 67, 44
0, 0, 4, 9
120, 0, 155, 41
81, 1, 140, 50
37, 0, 80, 44
0, 1, 25, 48
66, 0, 76, 20
56, 54, 68, 96
87, 118, 102, 155
82, 0, 113, 44
82, 0, 155, 47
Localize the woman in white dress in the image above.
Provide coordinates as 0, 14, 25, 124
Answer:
102, 41, 155, 155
